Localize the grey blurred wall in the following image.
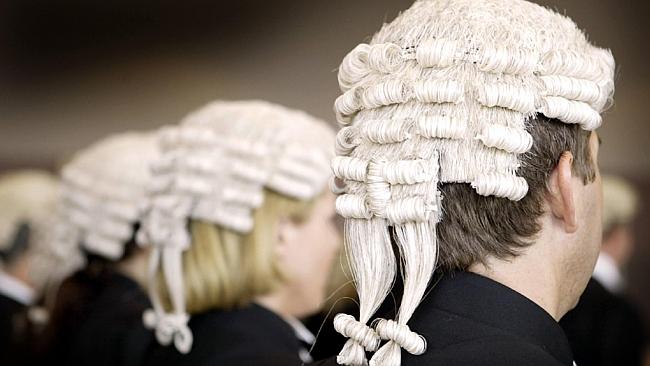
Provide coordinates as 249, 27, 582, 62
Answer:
1, 0, 648, 175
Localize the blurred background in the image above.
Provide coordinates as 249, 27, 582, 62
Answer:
1, 0, 649, 323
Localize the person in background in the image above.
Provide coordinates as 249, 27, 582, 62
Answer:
39, 132, 159, 366
139, 100, 341, 365
0, 170, 76, 366
561, 175, 648, 366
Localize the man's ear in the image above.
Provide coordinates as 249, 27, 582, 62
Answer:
547, 151, 578, 233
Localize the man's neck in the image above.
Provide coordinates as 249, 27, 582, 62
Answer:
468, 246, 564, 321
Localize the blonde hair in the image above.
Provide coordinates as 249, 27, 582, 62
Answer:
160, 189, 317, 314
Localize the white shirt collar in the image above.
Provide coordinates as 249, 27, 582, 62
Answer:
0, 270, 35, 305
592, 252, 625, 294
283, 316, 316, 363
284, 316, 316, 345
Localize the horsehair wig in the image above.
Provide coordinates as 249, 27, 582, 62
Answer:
55, 132, 159, 262
331, 0, 615, 365
137, 100, 335, 354
0, 171, 81, 293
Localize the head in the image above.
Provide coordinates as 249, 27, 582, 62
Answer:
599, 175, 639, 268
56, 131, 160, 284
0, 170, 60, 293
330, 0, 615, 364
139, 100, 337, 353
182, 189, 340, 318
270, 190, 341, 317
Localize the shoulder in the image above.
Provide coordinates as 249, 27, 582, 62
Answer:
183, 308, 302, 364
145, 306, 304, 366
194, 305, 297, 343
574, 279, 617, 309
405, 335, 567, 366
0, 293, 23, 313
214, 353, 306, 366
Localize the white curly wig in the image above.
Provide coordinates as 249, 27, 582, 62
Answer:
330, 0, 615, 365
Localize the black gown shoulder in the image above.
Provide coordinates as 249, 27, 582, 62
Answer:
399, 272, 574, 366
0, 293, 32, 366
67, 272, 152, 366
145, 303, 334, 366
40, 270, 152, 366
560, 277, 647, 366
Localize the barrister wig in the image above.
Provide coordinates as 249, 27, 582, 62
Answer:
330, 0, 615, 365
0, 170, 77, 293
137, 100, 335, 353
56, 132, 160, 261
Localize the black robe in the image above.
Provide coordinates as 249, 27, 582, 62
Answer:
560, 277, 647, 366
0, 293, 33, 366
41, 271, 152, 366
400, 271, 574, 366
144, 303, 338, 366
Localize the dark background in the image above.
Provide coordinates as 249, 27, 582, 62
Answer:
1, 0, 649, 324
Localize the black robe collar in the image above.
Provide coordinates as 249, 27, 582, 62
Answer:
419, 271, 573, 365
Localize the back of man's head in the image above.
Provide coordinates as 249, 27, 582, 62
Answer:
329, 0, 615, 364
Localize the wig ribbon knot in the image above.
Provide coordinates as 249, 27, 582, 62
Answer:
143, 309, 193, 354
374, 318, 426, 355
334, 313, 381, 352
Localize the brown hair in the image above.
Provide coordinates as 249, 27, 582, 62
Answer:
437, 116, 596, 271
